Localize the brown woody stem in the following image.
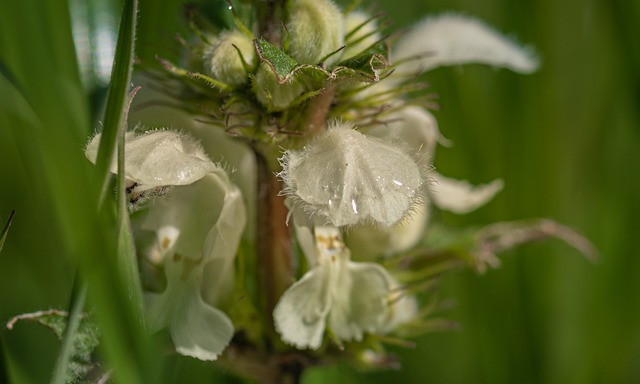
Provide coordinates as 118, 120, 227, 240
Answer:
303, 85, 336, 136
255, 150, 292, 329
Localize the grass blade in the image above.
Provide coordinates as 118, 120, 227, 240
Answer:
0, 210, 15, 255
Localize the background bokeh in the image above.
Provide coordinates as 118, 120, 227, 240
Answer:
1, 0, 638, 383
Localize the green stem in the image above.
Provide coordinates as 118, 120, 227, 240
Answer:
50, 280, 87, 384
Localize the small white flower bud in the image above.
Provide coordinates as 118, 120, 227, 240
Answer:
280, 122, 427, 227
203, 30, 254, 86
288, 0, 345, 66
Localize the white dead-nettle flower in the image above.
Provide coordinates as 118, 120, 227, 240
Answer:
85, 128, 246, 361
392, 13, 539, 77
273, 226, 413, 350
346, 104, 505, 257
85, 129, 218, 207
143, 167, 246, 361
279, 121, 427, 228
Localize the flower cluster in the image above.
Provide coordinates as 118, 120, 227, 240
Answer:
85, 0, 540, 374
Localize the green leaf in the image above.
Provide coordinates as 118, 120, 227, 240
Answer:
254, 39, 298, 80
157, 58, 231, 91
0, 210, 15, 255
334, 43, 389, 82
0, 0, 157, 382
93, 0, 138, 204
7, 308, 100, 384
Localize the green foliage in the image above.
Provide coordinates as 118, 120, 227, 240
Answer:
0, 0, 638, 383
255, 38, 299, 80
7, 310, 100, 383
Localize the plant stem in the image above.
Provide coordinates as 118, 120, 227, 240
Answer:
255, 151, 292, 329
303, 85, 336, 136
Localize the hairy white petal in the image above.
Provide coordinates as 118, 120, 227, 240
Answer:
393, 14, 539, 75
201, 172, 247, 306
273, 264, 333, 350
142, 171, 229, 261
281, 123, 425, 227
328, 260, 394, 341
171, 291, 234, 361
85, 130, 217, 188
142, 170, 246, 306
431, 172, 504, 213
145, 254, 234, 361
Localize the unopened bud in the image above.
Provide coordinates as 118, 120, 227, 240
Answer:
255, 64, 306, 109
204, 30, 254, 86
288, 0, 345, 66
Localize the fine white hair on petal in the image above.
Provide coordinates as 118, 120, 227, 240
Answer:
431, 172, 504, 214
85, 129, 218, 188
392, 13, 539, 75
279, 122, 426, 228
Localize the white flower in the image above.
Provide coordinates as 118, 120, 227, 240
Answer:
273, 226, 413, 350
86, 128, 246, 361
143, 168, 246, 361
347, 103, 504, 257
279, 121, 427, 228
392, 13, 539, 76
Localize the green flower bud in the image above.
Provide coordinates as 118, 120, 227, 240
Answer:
255, 64, 306, 109
203, 30, 254, 86
288, 0, 345, 66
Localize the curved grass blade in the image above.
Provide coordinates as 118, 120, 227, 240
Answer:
50, 280, 87, 384
93, 0, 138, 205
0, 210, 15, 255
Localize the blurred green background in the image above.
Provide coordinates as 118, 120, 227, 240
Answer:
1, 0, 638, 383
